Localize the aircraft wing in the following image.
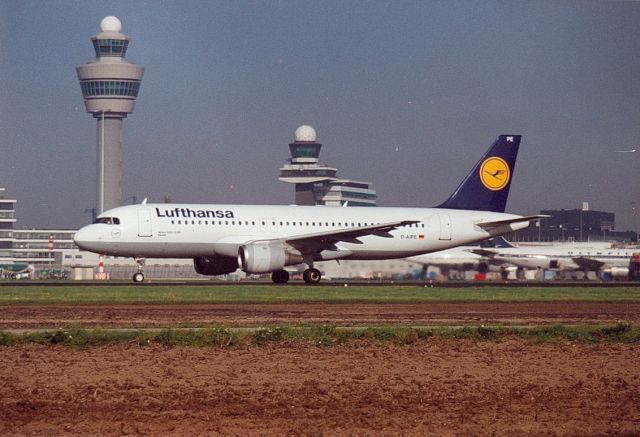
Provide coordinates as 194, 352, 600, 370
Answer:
476, 214, 549, 231
238, 220, 419, 255
282, 220, 420, 253
571, 256, 606, 271
468, 248, 499, 258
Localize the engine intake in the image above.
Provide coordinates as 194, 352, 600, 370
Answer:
238, 242, 303, 274
193, 255, 238, 276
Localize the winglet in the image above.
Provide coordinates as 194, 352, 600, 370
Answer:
437, 135, 521, 213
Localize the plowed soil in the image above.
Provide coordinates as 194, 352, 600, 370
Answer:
2, 302, 640, 435
2, 301, 640, 329
1, 341, 639, 436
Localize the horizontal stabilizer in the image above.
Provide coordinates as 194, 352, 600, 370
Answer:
476, 214, 549, 230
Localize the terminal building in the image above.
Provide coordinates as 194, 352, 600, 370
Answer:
279, 125, 377, 206
506, 203, 637, 243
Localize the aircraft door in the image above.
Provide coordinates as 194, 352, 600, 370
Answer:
438, 214, 452, 240
260, 218, 268, 233
137, 209, 152, 237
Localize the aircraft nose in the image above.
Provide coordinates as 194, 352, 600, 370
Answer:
74, 225, 98, 251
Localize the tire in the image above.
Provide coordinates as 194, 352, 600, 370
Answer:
303, 268, 321, 284
271, 269, 290, 284
132, 272, 145, 283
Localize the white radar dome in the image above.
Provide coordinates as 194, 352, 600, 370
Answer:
294, 125, 317, 142
100, 16, 122, 33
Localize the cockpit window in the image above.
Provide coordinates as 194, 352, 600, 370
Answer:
94, 217, 120, 225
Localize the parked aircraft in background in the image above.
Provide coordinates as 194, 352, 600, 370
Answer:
75, 135, 543, 283
407, 238, 639, 280
470, 241, 639, 278
405, 237, 515, 278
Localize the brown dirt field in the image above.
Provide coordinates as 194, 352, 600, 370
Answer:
1, 340, 639, 436
2, 301, 640, 329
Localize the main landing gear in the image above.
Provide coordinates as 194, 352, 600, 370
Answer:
302, 268, 322, 284
270, 268, 322, 284
132, 257, 146, 283
271, 269, 290, 284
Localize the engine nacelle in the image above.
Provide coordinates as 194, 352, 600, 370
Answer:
238, 242, 303, 274
193, 255, 238, 276
604, 267, 629, 279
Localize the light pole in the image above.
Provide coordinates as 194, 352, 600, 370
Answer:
633, 205, 639, 244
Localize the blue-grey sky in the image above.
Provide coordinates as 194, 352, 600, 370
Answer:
1, 0, 639, 231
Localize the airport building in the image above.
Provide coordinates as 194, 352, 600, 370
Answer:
279, 125, 377, 206
76, 16, 144, 214
0, 188, 16, 263
506, 203, 637, 243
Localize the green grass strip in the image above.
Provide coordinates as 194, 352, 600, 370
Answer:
1, 285, 640, 304
1, 323, 639, 347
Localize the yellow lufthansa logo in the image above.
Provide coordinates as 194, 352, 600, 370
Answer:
479, 157, 510, 191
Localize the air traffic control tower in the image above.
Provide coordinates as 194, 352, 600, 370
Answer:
76, 16, 144, 214
279, 126, 377, 206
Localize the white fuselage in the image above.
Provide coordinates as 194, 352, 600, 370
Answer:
74, 203, 529, 262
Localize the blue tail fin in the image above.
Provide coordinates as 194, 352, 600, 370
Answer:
437, 135, 521, 213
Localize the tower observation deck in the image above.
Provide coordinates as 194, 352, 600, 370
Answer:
76, 16, 144, 214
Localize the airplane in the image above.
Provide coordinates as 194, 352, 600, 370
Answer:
405, 237, 516, 278
468, 240, 639, 279
74, 134, 544, 284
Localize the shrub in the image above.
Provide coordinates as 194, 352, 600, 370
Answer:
254, 326, 289, 344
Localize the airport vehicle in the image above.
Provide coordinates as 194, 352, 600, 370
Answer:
74, 135, 542, 283
629, 253, 640, 280
0, 264, 33, 280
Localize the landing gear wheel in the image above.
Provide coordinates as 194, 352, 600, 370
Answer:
271, 269, 290, 284
132, 257, 146, 283
303, 268, 322, 284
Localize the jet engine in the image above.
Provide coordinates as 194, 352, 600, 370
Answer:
238, 242, 303, 273
193, 255, 238, 276
604, 267, 629, 280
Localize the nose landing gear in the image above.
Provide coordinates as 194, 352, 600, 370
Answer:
132, 257, 146, 283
